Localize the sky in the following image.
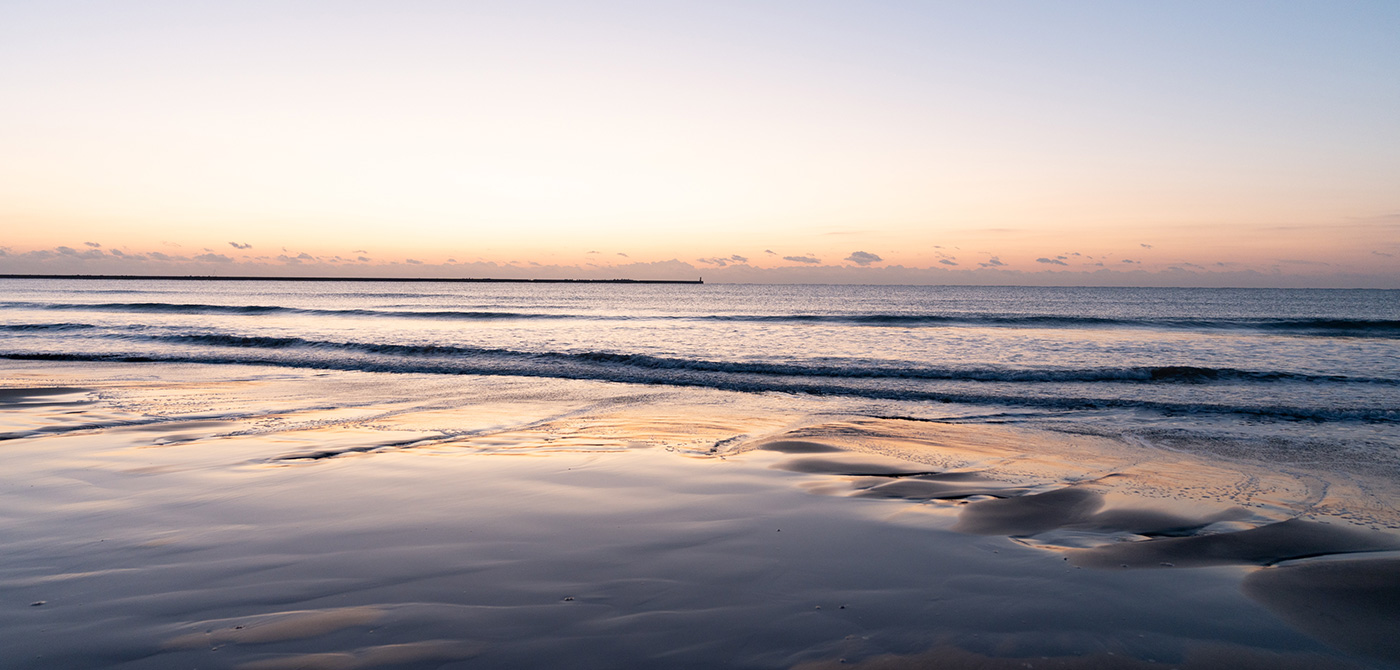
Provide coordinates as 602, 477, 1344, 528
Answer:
2, 1, 1397, 286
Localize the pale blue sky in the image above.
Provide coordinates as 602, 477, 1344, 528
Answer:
2, 1, 1397, 284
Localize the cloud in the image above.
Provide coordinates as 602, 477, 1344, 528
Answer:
698, 254, 751, 266
1056, 256, 1067, 260
844, 251, 883, 266
1373, 250, 1395, 257
353, 249, 368, 254
1279, 259, 1331, 266
405, 258, 423, 264
357, 256, 371, 262
1036, 257, 1068, 266
617, 252, 629, 258
55, 245, 105, 259
764, 249, 776, 255
784, 255, 822, 264
149, 251, 186, 261
939, 259, 958, 266
1122, 259, 1140, 264
194, 253, 234, 263
84, 241, 101, 248
1141, 243, 1154, 249
979, 256, 1006, 268
229, 242, 253, 250
586, 250, 600, 254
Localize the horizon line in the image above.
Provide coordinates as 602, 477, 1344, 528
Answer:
0, 273, 705, 285
2, 274, 1396, 291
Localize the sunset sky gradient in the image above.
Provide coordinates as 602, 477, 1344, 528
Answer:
2, 1, 1397, 285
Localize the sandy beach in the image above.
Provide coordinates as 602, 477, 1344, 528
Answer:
6, 0, 1400, 665
3, 360, 1397, 669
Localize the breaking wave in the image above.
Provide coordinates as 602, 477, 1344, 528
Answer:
3, 300, 1398, 336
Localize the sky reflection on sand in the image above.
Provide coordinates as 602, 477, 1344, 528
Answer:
1, 362, 1398, 668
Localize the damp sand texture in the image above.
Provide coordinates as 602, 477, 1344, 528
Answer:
2, 364, 1399, 669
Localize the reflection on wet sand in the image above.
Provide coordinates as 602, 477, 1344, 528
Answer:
1244, 557, 1400, 664
2, 364, 1398, 669
791, 642, 1364, 670
754, 422, 1400, 667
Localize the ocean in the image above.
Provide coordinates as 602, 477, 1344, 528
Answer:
3, 280, 1397, 475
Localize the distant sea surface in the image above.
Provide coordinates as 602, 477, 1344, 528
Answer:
3, 279, 1397, 477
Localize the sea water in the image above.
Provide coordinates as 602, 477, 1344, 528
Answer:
2, 280, 1397, 477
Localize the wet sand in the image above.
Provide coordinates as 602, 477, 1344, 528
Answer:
2, 361, 1398, 669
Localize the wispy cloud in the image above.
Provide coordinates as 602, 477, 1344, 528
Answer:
84, 241, 101, 248
979, 256, 1006, 268
939, 259, 957, 266
1036, 257, 1068, 266
1141, 243, 1154, 249
229, 242, 253, 250
784, 255, 821, 264
194, 253, 234, 263
55, 245, 105, 259
276, 252, 316, 264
